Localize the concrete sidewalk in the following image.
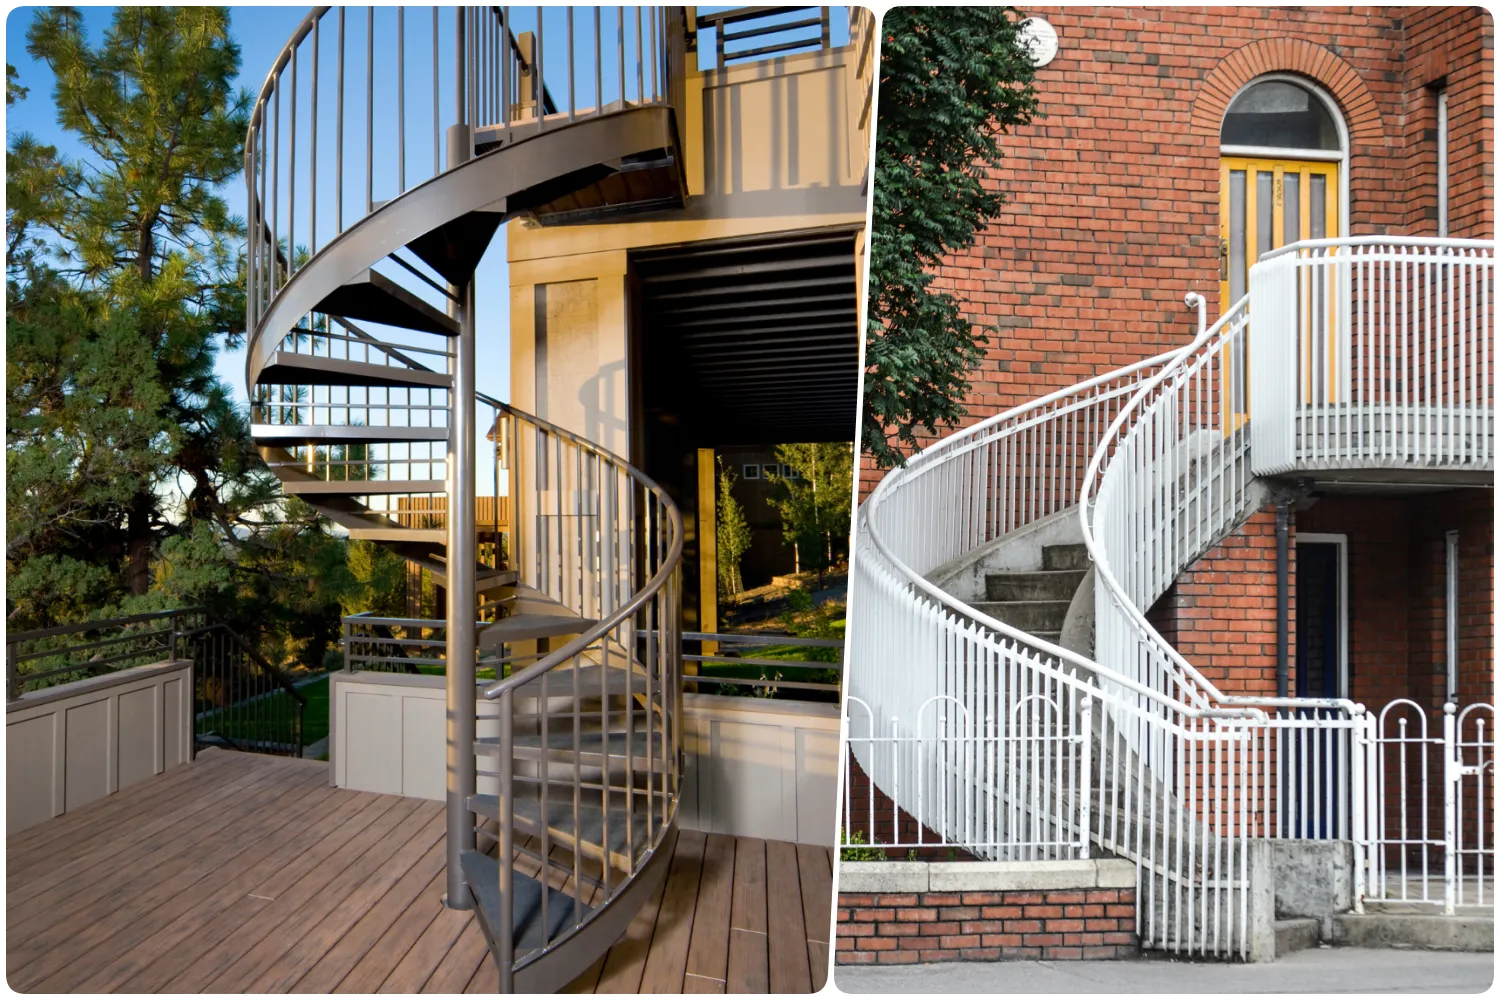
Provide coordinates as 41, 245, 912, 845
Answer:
834, 947, 1494, 994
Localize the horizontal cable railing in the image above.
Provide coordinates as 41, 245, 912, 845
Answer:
679, 630, 842, 698
8, 609, 306, 758
1249, 237, 1494, 476
695, 6, 832, 69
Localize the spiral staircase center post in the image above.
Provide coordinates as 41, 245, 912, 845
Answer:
443, 94, 478, 907
445, 269, 478, 910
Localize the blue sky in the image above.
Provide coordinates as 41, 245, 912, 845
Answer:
6, 5, 848, 416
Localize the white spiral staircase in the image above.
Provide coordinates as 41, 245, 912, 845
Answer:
244, 7, 693, 990
848, 238, 1494, 957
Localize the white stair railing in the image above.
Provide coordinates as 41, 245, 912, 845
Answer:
1249, 237, 1494, 476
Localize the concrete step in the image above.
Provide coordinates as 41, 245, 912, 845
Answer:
1042, 543, 1090, 571
1332, 911, 1494, 952
971, 599, 1071, 633
984, 569, 1087, 602
1275, 917, 1321, 957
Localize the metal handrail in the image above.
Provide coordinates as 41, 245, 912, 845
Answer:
8, 608, 306, 757
1259, 234, 1496, 261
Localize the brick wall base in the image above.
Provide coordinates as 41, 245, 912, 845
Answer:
836, 886, 1138, 965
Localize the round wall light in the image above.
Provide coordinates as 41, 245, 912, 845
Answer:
1017, 17, 1058, 68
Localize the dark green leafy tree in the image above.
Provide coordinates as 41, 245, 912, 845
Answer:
715, 458, 752, 600
863, 8, 1039, 467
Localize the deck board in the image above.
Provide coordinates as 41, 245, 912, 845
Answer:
4, 750, 831, 993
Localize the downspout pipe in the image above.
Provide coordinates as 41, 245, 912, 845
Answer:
1275, 496, 1291, 702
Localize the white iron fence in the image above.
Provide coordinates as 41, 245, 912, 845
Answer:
1360, 699, 1495, 913
1249, 238, 1494, 477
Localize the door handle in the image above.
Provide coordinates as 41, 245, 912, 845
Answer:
1220, 238, 1229, 281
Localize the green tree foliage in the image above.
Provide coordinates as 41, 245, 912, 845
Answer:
863, 8, 1039, 467
715, 458, 752, 601
765, 443, 854, 584
6, 8, 397, 667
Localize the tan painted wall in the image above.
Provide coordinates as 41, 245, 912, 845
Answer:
507, 38, 871, 448
7, 660, 194, 834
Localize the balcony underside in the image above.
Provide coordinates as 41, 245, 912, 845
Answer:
4, 749, 830, 994
1255, 403, 1495, 487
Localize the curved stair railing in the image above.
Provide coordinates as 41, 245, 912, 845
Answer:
848, 236, 1495, 958
475, 401, 683, 991
242, 7, 687, 992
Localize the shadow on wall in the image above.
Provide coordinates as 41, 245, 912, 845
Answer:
702, 49, 866, 219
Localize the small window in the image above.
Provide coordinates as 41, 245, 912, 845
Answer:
742, 464, 760, 480
1222, 80, 1339, 151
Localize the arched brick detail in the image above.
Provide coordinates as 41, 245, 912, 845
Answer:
1190, 37, 1385, 148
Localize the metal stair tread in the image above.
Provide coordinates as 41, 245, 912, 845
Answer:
271, 474, 447, 496
258, 350, 452, 389
477, 728, 669, 771
480, 613, 600, 647
467, 790, 655, 869
507, 661, 653, 701
459, 849, 588, 953
315, 268, 461, 336
251, 422, 449, 444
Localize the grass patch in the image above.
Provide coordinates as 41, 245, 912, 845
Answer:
206, 675, 330, 749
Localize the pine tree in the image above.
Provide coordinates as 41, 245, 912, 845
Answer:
6, 9, 368, 660
863, 8, 1039, 467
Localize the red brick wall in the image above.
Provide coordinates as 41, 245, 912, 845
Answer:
841, 756, 977, 860
1147, 504, 1289, 698
1401, 7, 1495, 238
863, 7, 1495, 483
836, 887, 1137, 965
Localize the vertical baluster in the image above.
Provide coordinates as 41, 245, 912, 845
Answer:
365, 7, 374, 213
397, 6, 405, 192
311, 18, 318, 256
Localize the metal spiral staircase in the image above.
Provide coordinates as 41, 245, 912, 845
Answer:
848, 239, 1494, 958
244, 7, 690, 990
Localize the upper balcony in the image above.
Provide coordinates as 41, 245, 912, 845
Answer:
1248, 237, 1494, 488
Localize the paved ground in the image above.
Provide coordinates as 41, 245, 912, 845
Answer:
835, 947, 1495, 994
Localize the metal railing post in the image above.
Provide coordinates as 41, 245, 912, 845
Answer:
1444, 701, 1457, 915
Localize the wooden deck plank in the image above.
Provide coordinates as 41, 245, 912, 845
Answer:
5, 751, 835, 996
8, 756, 284, 912
765, 839, 812, 994
77, 786, 377, 993
418, 918, 490, 994
725, 837, 769, 993
159, 796, 428, 992
8, 760, 314, 947
591, 857, 671, 993
210, 806, 445, 991
4, 748, 242, 862
683, 833, 737, 992
9, 766, 333, 990
377, 876, 476, 992
287, 834, 449, 992
637, 829, 707, 992
797, 842, 833, 990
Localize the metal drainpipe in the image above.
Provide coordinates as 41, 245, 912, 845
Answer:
1275, 496, 1291, 702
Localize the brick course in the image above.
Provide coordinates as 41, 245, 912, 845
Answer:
835, 888, 1138, 965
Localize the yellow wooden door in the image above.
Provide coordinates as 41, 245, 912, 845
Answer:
1220, 157, 1340, 421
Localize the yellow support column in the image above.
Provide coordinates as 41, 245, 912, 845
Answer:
696, 448, 718, 664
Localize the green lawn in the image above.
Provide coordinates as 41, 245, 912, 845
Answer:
204, 675, 330, 750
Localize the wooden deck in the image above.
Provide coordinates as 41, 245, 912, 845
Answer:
5, 749, 832, 993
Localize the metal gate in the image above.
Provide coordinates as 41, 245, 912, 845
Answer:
1359, 700, 1494, 913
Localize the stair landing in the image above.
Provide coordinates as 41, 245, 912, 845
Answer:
4, 749, 831, 993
